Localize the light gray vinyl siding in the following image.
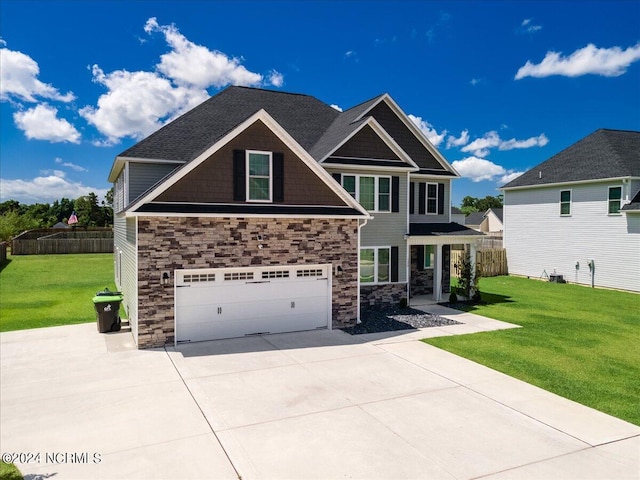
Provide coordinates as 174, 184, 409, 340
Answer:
114, 215, 138, 341
504, 181, 640, 292
325, 167, 409, 282
409, 177, 451, 223
128, 162, 180, 204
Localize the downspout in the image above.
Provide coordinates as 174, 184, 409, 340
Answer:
356, 217, 369, 324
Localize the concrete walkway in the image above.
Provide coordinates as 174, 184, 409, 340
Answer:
1, 309, 638, 479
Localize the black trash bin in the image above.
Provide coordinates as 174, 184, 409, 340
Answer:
93, 289, 123, 333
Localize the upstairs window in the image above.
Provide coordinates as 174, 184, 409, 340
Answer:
426, 183, 438, 214
608, 186, 622, 214
342, 175, 391, 212
560, 190, 571, 216
247, 151, 272, 202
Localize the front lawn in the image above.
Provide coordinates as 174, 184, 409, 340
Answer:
0, 253, 118, 332
425, 276, 640, 425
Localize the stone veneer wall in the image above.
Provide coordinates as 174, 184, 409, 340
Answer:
360, 283, 407, 308
410, 245, 434, 296
136, 216, 359, 348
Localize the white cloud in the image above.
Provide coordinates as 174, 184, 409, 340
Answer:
0, 171, 109, 203
408, 114, 447, 147
469, 78, 482, 86
330, 104, 343, 112
446, 129, 469, 148
515, 42, 640, 79
521, 18, 542, 33
461, 130, 548, 157
80, 65, 208, 144
452, 156, 524, 184
0, 44, 75, 103
145, 17, 269, 88
499, 133, 549, 150
81, 18, 284, 144
267, 70, 284, 87
13, 104, 81, 143
55, 157, 88, 172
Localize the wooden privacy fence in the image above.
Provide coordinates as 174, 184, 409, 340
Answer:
451, 248, 508, 277
12, 228, 113, 255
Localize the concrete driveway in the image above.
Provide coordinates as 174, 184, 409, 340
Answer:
1, 315, 638, 479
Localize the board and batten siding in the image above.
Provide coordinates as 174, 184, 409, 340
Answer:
409, 178, 451, 224
504, 181, 640, 293
114, 215, 138, 341
128, 162, 180, 205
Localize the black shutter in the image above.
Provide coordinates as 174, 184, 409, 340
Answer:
416, 245, 425, 272
391, 176, 400, 212
409, 182, 415, 214
442, 245, 451, 294
391, 246, 399, 282
331, 172, 342, 184
233, 150, 245, 201
273, 153, 284, 202
437, 183, 445, 215
418, 183, 426, 215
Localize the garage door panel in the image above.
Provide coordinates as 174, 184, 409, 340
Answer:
175, 265, 330, 343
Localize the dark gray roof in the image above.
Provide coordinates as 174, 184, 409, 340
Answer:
409, 223, 484, 236
503, 129, 640, 189
621, 190, 640, 212
489, 207, 503, 222
451, 207, 463, 215
119, 86, 340, 162
464, 212, 485, 226
135, 203, 363, 216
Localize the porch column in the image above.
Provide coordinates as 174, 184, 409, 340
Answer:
435, 243, 443, 302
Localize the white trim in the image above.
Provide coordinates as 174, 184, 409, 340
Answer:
124, 162, 130, 207
126, 110, 369, 217
607, 185, 623, 215
246, 150, 273, 202
355, 94, 459, 176
560, 188, 572, 216
501, 176, 639, 191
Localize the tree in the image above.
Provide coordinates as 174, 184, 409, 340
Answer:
460, 195, 503, 215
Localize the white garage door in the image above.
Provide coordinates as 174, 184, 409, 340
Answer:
175, 264, 331, 344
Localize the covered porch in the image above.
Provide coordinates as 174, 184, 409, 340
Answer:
407, 223, 485, 304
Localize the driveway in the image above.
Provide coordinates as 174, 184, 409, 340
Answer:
1, 313, 638, 479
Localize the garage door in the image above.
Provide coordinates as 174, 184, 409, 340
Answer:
175, 264, 331, 343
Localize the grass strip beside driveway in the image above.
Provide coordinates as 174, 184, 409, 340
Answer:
425, 276, 640, 426
0, 253, 118, 332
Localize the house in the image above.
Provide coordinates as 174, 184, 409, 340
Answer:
110, 86, 483, 348
451, 206, 465, 224
502, 129, 640, 292
464, 208, 503, 233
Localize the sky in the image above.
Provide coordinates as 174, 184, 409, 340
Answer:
1, 0, 639, 207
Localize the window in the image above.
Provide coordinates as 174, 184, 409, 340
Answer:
424, 245, 434, 269
342, 175, 391, 212
247, 151, 272, 201
427, 183, 437, 214
360, 247, 391, 283
608, 186, 622, 214
560, 190, 571, 215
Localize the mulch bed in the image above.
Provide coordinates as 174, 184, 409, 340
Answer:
342, 305, 461, 335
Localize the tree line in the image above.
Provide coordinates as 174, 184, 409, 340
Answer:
459, 195, 503, 215
0, 189, 113, 242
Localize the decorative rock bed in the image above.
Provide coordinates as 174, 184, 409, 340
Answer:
342, 306, 461, 335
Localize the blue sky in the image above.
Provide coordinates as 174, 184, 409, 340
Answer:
1, 0, 639, 207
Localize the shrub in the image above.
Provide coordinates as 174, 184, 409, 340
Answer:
449, 291, 458, 304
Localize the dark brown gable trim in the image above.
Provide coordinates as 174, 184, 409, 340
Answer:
233, 150, 245, 201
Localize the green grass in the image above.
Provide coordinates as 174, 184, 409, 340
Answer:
425, 276, 640, 425
0, 253, 119, 332
0, 461, 23, 480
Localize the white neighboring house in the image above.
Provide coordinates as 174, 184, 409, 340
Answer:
502, 129, 640, 292
464, 208, 503, 234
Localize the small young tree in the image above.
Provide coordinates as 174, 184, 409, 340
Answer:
455, 250, 481, 300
